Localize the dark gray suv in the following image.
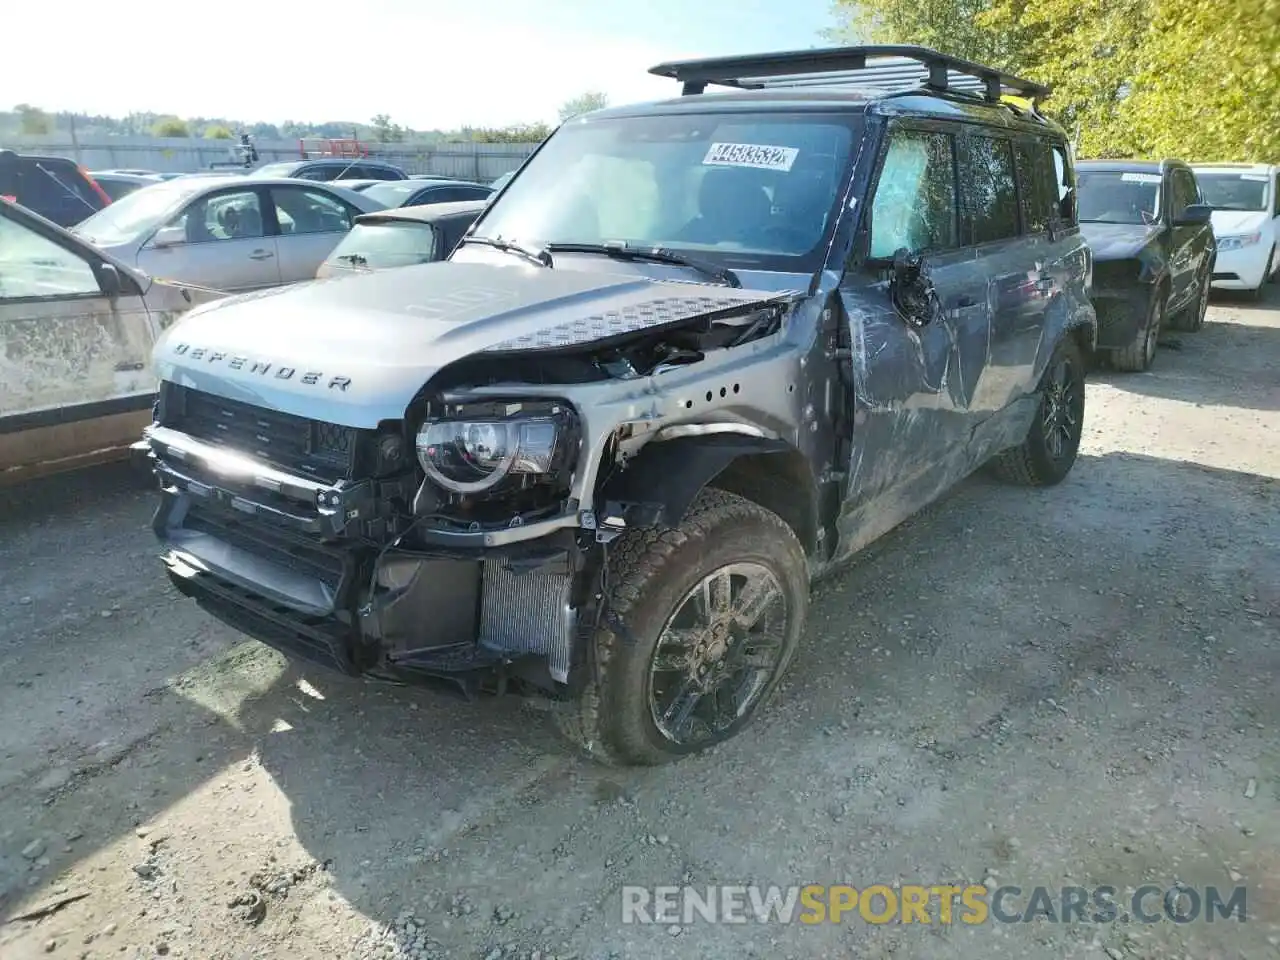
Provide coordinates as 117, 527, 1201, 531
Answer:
139, 46, 1096, 766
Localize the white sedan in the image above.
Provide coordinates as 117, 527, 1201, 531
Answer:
72, 176, 385, 293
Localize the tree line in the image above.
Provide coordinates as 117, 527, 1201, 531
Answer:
829, 0, 1279, 161
3, 91, 611, 146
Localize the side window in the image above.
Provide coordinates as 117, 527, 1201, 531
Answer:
868, 128, 959, 259
298, 167, 333, 181
1052, 143, 1078, 226
369, 167, 402, 181
168, 189, 265, 243
1015, 141, 1058, 234
271, 187, 355, 235
0, 212, 102, 299
1169, 170, 1197, 219
968, 135, 1020, 244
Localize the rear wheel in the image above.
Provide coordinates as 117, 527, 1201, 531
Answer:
1109, 290, 1165, 372
1170, 270, 1210, 332
556, 489, 808, 766
989, 336, 1086, 487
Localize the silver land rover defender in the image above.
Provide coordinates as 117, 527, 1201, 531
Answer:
141, 46, 1096, 765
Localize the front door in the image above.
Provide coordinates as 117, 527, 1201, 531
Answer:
0, 208, 158, 474
267, 185, 360, 283
136, 186, 281, 293
835, 122, 992, 559
1165, 167, 1206, 311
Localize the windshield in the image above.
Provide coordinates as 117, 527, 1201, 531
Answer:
472, 112, 860, 270
1195, 172, 1270, 212
324, 221, 438, 272
72, 181, 199, 245
362, 182, 424, 207
1077, 171, 1162, 224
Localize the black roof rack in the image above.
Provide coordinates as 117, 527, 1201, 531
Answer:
648, 44, 1051, 104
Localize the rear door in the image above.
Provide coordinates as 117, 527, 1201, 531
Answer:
135, 186, 281, 292
959, 129, 1045, 415
268, 184, 361, 282
0, 206, 157, 469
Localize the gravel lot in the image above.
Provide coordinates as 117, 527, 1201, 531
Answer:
1, 292, 1277, 960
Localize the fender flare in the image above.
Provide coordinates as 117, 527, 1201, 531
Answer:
598, 433, 795, 530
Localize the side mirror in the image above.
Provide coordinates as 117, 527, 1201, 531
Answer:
1175, 203, 1213, 226
151, 225, 187, 248
97, 263, 122, 299
892, 247, 922, 287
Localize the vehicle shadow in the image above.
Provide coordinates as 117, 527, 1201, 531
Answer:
1091, 291, 1280, 411
3, 451, 1276, 958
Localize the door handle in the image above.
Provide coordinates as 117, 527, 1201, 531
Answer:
249, 249, 274, 260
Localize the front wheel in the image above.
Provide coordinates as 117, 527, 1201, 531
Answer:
988, 336, 1086, 487
557, 489, 809, 766
1109, 291, 1165, 371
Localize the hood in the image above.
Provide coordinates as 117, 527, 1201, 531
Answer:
153, 260, 786, 428
1209, 209, 1269, 237
1079, 221, 1162, 262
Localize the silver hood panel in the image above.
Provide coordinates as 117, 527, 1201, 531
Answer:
152, 260, 783, 428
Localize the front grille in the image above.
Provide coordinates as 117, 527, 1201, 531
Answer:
184, 503, 347, 589
163, 385, 358, 481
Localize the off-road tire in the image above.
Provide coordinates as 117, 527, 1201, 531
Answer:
1109, 290, 1166, 372
988, 335, 1086, 488
554, 489, 808, 766
1169, 269, 1210, 333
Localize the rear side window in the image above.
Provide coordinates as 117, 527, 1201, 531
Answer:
1015, 141, 1059, 234
967, 136, 1020, 243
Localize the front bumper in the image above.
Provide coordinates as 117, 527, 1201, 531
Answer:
1211, 242, 1272, 291
146, 428, 580, 685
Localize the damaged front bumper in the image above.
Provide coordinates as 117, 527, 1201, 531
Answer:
147, 427, 585, 691
1090, 285, 1153, 349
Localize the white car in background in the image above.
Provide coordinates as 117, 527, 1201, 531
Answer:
71, 176, 385, 293
1191, 163, 1280, 297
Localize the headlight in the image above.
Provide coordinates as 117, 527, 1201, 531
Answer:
1216, 232, 1261, 252
415, 400, 576, 495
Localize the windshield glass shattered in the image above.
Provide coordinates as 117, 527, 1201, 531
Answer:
1077, 171, 1162, 225
1195, 172, 1270, 212
472, 111, 860, 270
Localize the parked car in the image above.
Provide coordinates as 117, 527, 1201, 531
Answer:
0, 197, 214, 482
0, 150, 110, 227
252, 159, 408, 182
71, 176, 384, 292
138, 46, 1095, 765
1076, 160, 1215, 371
97, 168, 162, 177
318, 178, 383, 193
90, 171, 163, 202
1190, 163, 1280, 298
359, 178, 494, 209
316, 200, 487, 278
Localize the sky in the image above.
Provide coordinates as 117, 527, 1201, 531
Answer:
7, 0, 838, 129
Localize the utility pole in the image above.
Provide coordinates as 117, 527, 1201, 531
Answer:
66, 112, 82, 164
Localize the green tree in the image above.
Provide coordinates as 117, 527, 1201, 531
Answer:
203, 124, 234, 139
558, 91, 609, 122
14, 103, 51, 135
371, 113, 405, 142
826, 0, 1020, 65
152, 116, 190, 137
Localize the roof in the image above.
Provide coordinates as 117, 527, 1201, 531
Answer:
1076, 159, 1182, 173
354, 199, 488, 225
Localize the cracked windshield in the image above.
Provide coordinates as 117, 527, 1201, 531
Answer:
1, 0, 1276, 959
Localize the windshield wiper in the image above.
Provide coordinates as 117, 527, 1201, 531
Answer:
459, 234, 552, 268
545, 241, 741, 288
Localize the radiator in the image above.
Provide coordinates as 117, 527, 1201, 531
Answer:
478, 562, 575, 683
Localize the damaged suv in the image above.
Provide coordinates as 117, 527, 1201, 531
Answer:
141, 46, 1095, 765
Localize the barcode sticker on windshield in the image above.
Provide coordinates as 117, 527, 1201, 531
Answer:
703, 143, 799, 171
1121, 173, 1162, 184
1241, 173, 1270, 182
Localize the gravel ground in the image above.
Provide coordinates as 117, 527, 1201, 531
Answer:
1, 292, 1277, 960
